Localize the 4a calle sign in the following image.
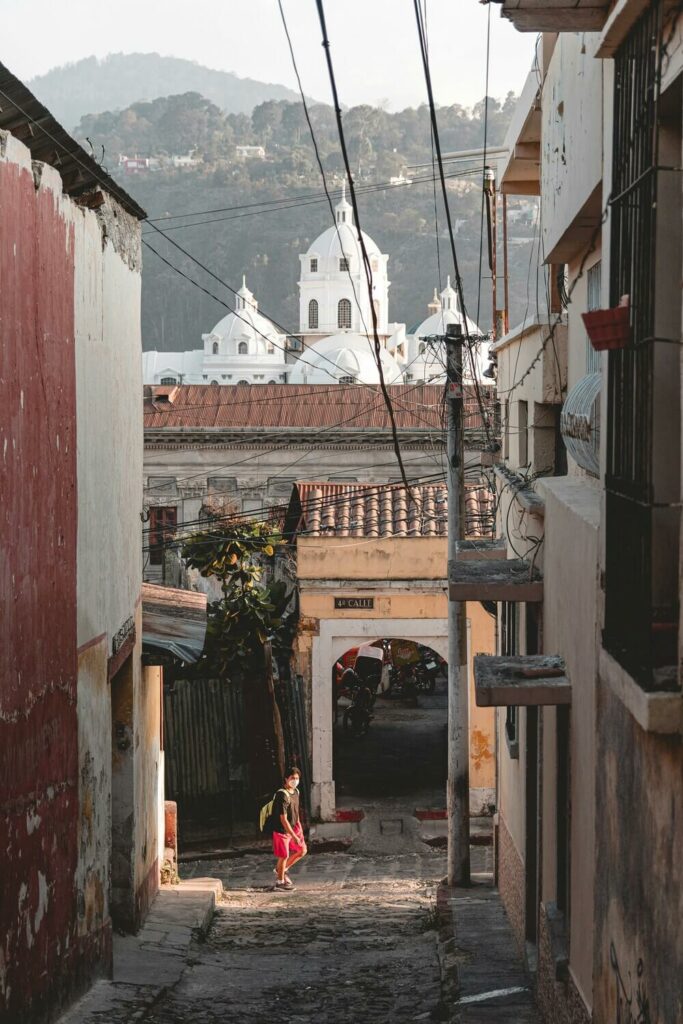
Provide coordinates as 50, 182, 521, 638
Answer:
334, 597, 374, 610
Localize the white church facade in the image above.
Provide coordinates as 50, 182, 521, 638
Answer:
142, 188, 489, 388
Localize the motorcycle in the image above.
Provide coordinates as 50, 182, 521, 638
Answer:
342, 677, 374, 738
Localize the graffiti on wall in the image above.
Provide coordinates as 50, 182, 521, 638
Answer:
610, 943, 651, 1024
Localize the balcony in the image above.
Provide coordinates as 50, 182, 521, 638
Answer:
497, 1, 610, 33
449, 558, 543, 602
455, 538, 507, 561
474, 655, 570, 707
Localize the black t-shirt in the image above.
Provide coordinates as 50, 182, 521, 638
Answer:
272, 787, 300, 832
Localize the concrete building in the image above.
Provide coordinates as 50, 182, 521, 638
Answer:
142, 382, 496, 583
142, 185, 489, 388
284, 481, 497, 821
0, 65, 198, 1023
465, 5, 682, 1022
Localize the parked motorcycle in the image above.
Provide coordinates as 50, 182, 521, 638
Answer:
342, 677, 374, 738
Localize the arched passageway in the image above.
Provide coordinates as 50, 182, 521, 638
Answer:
332, 639, 448, 803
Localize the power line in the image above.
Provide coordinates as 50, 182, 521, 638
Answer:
314, 0, 413, 495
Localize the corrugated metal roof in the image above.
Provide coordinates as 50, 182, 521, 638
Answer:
0, 62, 146, 220
141, 583, 207, 664
143, 383, 493, 432
285, 481, 494, 539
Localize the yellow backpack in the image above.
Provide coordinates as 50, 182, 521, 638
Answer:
259, 788, 288, 835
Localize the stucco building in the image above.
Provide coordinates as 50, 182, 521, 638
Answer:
142, 382, 496, 582
142, 186, 490, 388
465, 5, 683, 1022
0, 65, 189, 1022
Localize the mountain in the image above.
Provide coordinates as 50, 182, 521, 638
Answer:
28, 53, 305, 131
71, 92, 535, 351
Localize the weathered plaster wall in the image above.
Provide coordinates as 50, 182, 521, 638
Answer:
593, 685, 683, 1024
297, 536, 448, 580
134, 656, 161, 926
0, 133, 80, 1021
541, 32, 603, 261
0, 123, 146, 1022
538, 475, 600, 1013
72, 172, 144, 957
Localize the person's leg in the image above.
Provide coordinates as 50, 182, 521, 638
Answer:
275, 855, 288, 882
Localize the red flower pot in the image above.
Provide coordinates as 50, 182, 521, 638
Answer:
582, 301, 631, 351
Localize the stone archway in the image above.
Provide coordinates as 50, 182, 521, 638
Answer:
311, 618, 448, 819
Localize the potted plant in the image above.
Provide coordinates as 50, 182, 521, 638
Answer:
582, 294, 631, 351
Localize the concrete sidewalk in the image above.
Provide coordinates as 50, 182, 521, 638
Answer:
440, 882, 539, 1022
59, 878, 222, 1024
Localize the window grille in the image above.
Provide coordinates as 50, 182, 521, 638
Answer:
160, 377, 177, 385
310, 258, 318, 272
238, 341, 248, 355
337, 298, 352, 329
338, 375, 356, 384
212, 341, 219, 355
308, 299, 319, 329
339, 257, 350, 272
149, 506, 177, 566
604, 1, 678, 687
585, 262, 602, 374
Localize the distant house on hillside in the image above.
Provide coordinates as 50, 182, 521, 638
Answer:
235, 144, 266, 160
120, 154, 150, 173
171, 151, 201, 169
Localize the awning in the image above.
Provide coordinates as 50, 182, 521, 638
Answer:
142, 583, 208, 664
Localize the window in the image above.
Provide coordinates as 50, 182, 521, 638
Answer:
310, 258, 318, 273
501, 602, 519, 758
208, 477, 237, 494
147, 476, 177, 496
149, 506, 177, 566
339, 257, 350, 272
337, 298, 352, 329
212, 341, 219, 355
338, 375, 356, 384
238, 341, 248, 355
604, 6, 681, 688
517, 400, 528, 468
160, 377, 177, 385
418, 342, 426, 355
586, 262, 602, 373
308, 299, 319, 329
267, 344, 274, 354
237, 380, 249, 386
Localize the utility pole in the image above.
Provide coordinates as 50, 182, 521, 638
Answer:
446, 322, 470, 887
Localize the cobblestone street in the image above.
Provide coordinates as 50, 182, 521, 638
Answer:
149, 867, 445, 1023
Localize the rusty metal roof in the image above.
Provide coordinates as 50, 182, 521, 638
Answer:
0, 61, 146, 220
144, 383, 493, 432
141, 583, 207, 664
285, 481, 494, 540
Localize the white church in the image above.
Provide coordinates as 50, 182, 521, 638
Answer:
142, 185, 489, 388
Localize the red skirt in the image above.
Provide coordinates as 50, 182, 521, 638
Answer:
272, 821, 304, 858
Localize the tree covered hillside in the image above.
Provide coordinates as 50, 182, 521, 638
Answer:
74, 94, 539, 351
29, 53, 303, 130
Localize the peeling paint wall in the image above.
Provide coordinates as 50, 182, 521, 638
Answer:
0, 122, 146, 1022
0, 133, 80, 1022
593, 687, 683, 1024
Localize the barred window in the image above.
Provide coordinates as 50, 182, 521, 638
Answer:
310, 258, 318, 272
337, 298, 352, 329
339, 257, 350, 272
308, 299, 319, 329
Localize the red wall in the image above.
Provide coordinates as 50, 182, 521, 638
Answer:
0, 160, 80, 1020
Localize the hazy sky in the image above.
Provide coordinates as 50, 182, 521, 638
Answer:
3, 0, 535, 110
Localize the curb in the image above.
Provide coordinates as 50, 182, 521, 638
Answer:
435, 882, 461, 1021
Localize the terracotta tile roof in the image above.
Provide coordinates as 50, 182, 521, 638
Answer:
143, 383, 494, 433
285, 481, 494, 540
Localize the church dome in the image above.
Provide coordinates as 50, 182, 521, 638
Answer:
305, 184, 382, 268
288, 332, 404, 385
407, 278, 489, 384
203, 278, 283, 356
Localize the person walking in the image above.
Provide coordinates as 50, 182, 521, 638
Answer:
272, 766, 307, 891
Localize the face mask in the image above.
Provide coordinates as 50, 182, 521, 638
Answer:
289, 777, 299, 788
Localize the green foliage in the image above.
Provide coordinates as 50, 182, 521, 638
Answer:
181, 522, 294, 676
74, 91, 536, 349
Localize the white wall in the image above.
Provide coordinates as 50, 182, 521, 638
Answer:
542, 33, 604, 261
